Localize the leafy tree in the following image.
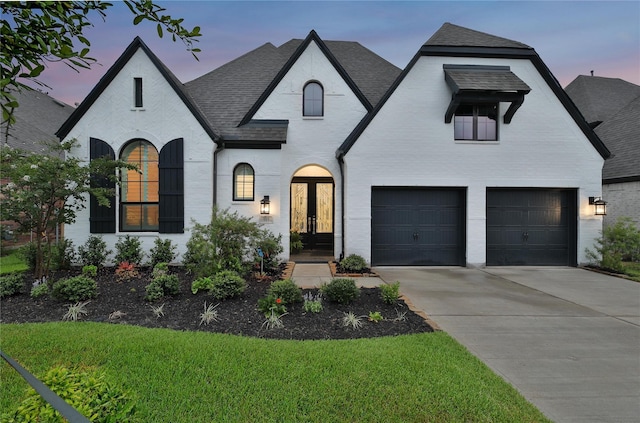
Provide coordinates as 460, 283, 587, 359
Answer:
0, 139, 135, 280
1, 1, 201, 128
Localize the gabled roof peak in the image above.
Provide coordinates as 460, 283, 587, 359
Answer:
425, 22, 531, 49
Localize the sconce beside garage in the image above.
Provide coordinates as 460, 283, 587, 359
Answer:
589, 197, 607, 216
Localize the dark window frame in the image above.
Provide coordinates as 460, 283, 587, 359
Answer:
119, 139, 159, 232
233, 163, 255, 201
134, 77, 143, 108
303, 81, 324, 117
454, 103, 498, 141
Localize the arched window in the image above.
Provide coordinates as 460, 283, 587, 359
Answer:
303, 81, 323, 116
120, 140, 159, 231
233, 163, 254, 201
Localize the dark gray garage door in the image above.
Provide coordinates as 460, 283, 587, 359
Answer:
371, 187, 466, 266
486, 189, 577, 266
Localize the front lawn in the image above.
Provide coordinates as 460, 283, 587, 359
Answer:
0, 252, 27, 275
0, 323, 551, 422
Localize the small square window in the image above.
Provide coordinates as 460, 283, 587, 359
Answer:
454, 104, 497, 140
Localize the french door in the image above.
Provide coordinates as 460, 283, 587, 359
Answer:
290, 177, 334, 250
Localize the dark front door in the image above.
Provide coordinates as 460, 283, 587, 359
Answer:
371, 187, 466, 266
486, 189, 577, 266
291, 177, 334, 250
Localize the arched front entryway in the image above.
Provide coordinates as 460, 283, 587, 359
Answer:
290, 165, 334, 253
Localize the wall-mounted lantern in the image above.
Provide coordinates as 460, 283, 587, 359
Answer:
589, 197, 607, 216
260, 195, 270, 215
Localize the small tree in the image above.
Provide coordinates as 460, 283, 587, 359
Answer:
0, 139, 135, 279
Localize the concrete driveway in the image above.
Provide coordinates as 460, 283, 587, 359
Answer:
373, 266, 640, 423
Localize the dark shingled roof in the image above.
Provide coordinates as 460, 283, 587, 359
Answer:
185, 31, 401, 142
597, 95, 640, 182
425, 22, 531, 49
2, 88, 74, 155
444, 66, 531, 92
565, 75, 640, 126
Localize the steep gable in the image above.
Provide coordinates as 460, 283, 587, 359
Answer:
56, 37, 217, 141
338, 22, 610, 159
184, 30, 400, 143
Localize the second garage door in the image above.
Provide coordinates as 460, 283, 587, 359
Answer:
486, 189, 577, 266
371, 187, 466, 266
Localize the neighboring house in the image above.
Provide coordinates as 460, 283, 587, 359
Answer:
57, 23, 609, 267
1, 88, 74, 246
565, 75, 640, 227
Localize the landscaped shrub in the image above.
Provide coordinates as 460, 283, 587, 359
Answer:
268, 279, 302, 304
50, 238, 76, 270
321, 278, 359, 304
257, 294, 286, 316
114, 235, 144, 265
51, 276, 97, 302
191, 276, 213, 294
0, 273, 24, 298
184, 207, 278, 278
586, 217, 640, 272
144, 274, 180, 302
149, 238, 177, 266
3, 365, 136, 423
209, 270, 246, 300
17, 242, 37, 271
152, 262, 169, 278
290, 230, 303, 254
78, 235, 112, 267
82, 265, 98, 278
255, 232, 284, 276
30, 281, 49, 299
380, 281, 400, 304
339, 254, 367, 273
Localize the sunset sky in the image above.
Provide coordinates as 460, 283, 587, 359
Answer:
24, 0, 640, 107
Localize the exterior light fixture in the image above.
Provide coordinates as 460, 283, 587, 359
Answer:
260, 196, 270, 215
589, 197, 607, 216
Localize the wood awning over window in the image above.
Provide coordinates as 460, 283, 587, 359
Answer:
444, 65, 531, 124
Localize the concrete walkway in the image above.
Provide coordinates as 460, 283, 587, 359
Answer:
290, 263, 383, 288
373, 266, 640, 423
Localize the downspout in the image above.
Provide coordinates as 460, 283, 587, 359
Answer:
337, 154, 345, 261
213, 141, 224, 206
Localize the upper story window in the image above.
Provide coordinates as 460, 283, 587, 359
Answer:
454, 104, 498, 141
303, 81, 323, 116
120, 140, 159, 231
233, 163, 254, 201
134, 77, 143, 107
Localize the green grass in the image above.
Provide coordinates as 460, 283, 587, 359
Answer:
622, 262, 640, 282
0, 252, 27, 274
0, 323, 551, 422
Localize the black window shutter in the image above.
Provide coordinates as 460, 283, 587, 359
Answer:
89, 138, 116, 233
159, 138, 184, 233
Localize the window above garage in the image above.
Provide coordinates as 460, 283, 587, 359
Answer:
443, 65, 531, 126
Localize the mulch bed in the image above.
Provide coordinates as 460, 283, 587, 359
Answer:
0, 267, 434, 340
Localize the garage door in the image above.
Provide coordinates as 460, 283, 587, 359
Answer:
486, 189, 577, 266
371, 187, 466, 266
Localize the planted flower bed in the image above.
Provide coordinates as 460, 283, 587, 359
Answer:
0, 266, 433, 340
